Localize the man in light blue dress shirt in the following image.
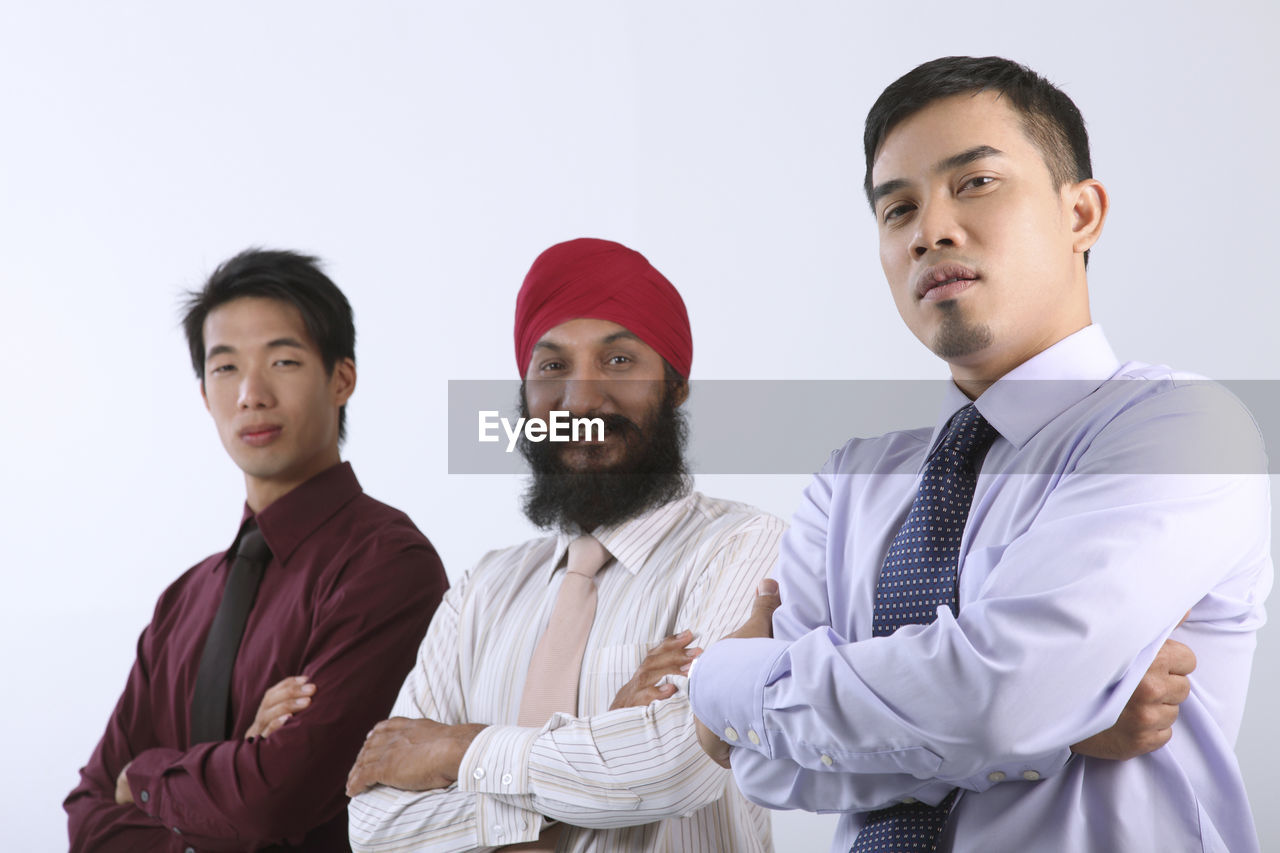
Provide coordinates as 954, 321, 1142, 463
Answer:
689, 56, 1272, 852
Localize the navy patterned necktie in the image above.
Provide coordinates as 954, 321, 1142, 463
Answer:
851, 404, 998, 853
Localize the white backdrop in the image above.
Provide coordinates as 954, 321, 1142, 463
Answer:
2, 2, 1277, 850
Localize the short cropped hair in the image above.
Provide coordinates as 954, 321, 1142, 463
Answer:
182, 248, 356, 443
864, 57, 1093, 261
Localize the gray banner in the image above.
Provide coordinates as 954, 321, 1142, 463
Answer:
448, 379, 1280, 475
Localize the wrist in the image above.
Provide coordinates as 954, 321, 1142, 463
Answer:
447, 724, 489, 781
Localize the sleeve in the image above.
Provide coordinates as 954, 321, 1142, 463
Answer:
694, 384, 1272, 807
349, 577, 539, 852
455, 516, 785, 830
64, 613, 182, 853
122, 538, 447, 850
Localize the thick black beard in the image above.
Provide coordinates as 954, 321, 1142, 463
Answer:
518, 388, 691, 533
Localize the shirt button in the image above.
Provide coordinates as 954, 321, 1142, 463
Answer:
473, 768, 486, 781
1022, 770, 1041, 781
172, 826, 181, 834
820, 754, 834, 766
492, 826, 504, 837
501, 773, 513, 785
139, 790, 150, 804
724, 726, 739, 742
184, 848, 196, 853
987, 771, 1007, 783
747, 729, 761, 746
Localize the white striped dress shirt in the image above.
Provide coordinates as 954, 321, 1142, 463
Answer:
349, 491, 784, 852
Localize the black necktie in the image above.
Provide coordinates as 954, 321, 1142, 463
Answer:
190, 527, 272, 744
851, 404, 998, 853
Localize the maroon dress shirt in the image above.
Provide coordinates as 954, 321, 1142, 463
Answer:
65, 462, 448, 852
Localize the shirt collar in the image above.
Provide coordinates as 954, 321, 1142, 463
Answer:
226, 461, 363, 569
924, 325, 1122, 468
543, 490, 700, 581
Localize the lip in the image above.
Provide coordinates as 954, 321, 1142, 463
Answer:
916, 263, 980, 301
238, 424, 283, 447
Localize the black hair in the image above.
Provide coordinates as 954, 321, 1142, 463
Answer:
181, 248, 356, 443
863, 56, 1093, 263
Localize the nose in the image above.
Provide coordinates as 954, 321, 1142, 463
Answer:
910, 197, 964, 259
560, 375, 609, 416
237, 368, 275, 410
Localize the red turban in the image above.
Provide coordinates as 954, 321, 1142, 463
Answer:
514, 238, 693, 377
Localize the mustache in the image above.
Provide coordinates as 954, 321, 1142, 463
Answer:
563, 411, 643, 442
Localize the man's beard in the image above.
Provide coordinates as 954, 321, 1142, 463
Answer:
930, 302, 994, 360
518, 387, 691, 533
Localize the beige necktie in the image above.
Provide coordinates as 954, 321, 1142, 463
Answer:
506, 535, 611, 851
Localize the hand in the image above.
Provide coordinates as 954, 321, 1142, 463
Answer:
245, 675, 315, 739
723, 578, 781, 641
610, 630, 702, 710
695, 717, 733, 769
693, 579, 783, 768
346, 717, 488, 797
1070, 635, 1196, 760
114, 762, 133, 805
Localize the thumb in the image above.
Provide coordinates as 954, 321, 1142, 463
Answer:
755, 578, 781, 610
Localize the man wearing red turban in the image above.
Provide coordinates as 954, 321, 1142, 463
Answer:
348, 238, 783, 851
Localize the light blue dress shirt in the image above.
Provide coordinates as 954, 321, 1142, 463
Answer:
690, 326, 1272, 852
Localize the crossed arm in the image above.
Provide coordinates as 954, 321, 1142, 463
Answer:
65, 546, 443, 852
688, 395, 1267, 812
346, 521, 782, 851
694, 581, 1195, 770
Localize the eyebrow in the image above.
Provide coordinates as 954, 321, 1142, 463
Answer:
204, 338, 308, 363
533, 330, 644, 352
871, 145, 1006, 206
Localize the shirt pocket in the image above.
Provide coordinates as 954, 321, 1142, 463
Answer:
580, 641, 651, 716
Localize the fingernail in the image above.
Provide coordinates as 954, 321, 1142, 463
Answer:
294, 698, 309, 707
301, 683, 316, 694
294, 675, 308, 683
758, 578, 778, 595
680, 663, 691, 672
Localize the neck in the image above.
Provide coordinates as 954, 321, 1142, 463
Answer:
243, 450, 341, 513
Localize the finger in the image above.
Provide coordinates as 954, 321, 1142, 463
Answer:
1161, 639, 1196, 676
641, 646, 705, 677
257, 698, 305, 724
646, 631, 696, 657
1163, 673, 1192, 705
638, 684, 678, 705
756, 577, 781, 606
260, 714, 293, 738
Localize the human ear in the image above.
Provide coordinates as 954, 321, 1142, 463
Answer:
670, 377, 690, 408
331, 358, 357, 406
1068, 179, 1109, 255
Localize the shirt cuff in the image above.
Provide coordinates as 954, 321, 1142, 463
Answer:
458, 724, 541, 796
689, 637, 789, 759
457, 726, 544, 846
953, 747, 1075, 791
125, 746, 184, 822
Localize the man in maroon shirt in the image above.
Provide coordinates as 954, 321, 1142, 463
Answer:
65, 249, 448, 852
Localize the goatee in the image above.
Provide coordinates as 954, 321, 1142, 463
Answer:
519, 389, 691, 533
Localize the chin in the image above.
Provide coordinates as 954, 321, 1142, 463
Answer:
557, 445, 624, 472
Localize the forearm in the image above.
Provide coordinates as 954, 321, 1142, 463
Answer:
66, 791, 176, 853
726, 739, 1073, 813
349, 784, 538, 852
461, 688, 731, 829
